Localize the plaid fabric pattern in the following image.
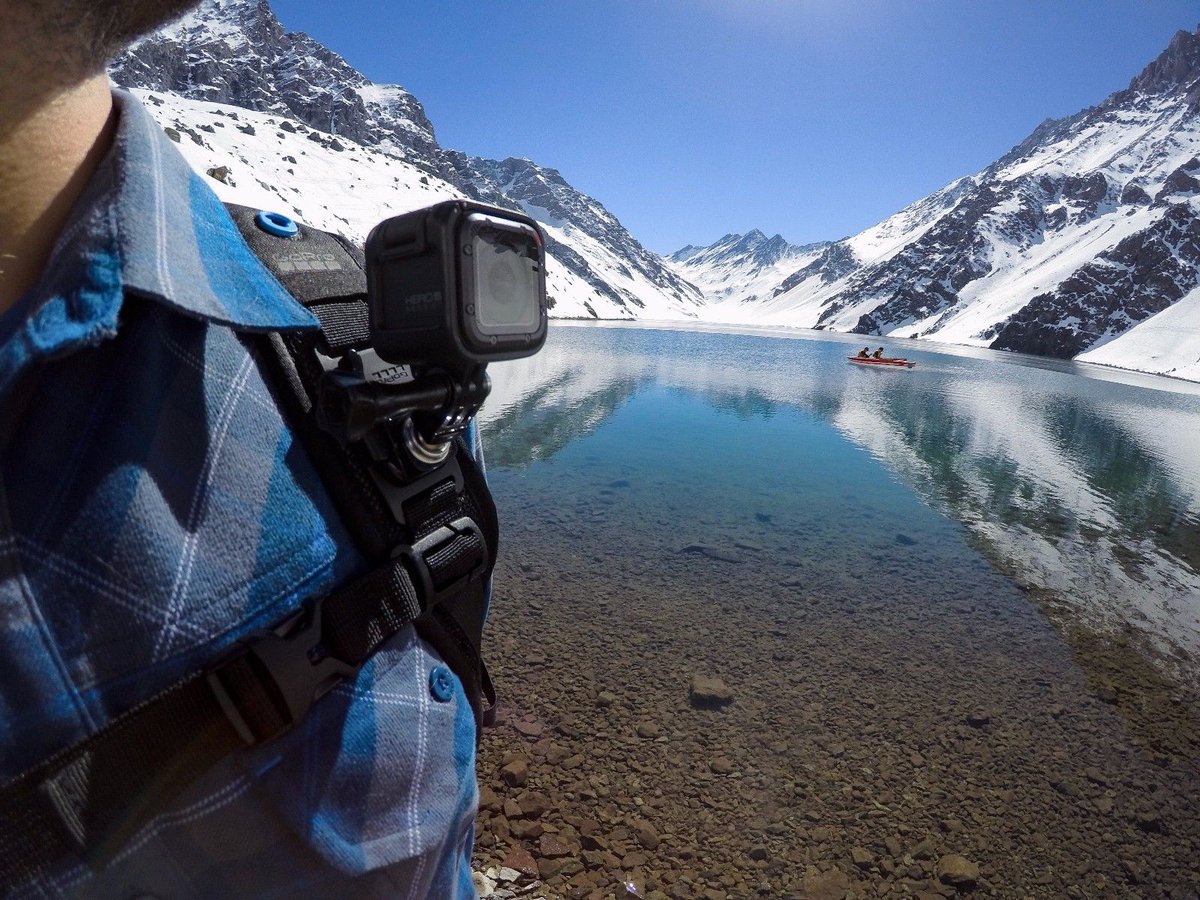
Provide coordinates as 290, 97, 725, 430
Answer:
0, 91, 478, 898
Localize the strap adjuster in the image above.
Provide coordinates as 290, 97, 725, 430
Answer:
207, 597, 358, 746
395, 516, 488, 610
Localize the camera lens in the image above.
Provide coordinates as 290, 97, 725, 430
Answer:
485, 247, 520, 311
471, 227, 540, 333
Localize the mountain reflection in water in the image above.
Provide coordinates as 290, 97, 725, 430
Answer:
482, 323, 1200, 673
474, 323, 1200, 896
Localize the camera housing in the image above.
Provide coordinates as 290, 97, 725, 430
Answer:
365, 200, 548, 370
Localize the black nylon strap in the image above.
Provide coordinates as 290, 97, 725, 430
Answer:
0, 670, 243, 885
220, 207, 499, 736
321, 555, 424, 664
308, 300, 371, 353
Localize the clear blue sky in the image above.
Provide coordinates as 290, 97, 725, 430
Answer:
271, 0, 1198, 253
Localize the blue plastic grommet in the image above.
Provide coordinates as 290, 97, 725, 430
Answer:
255, 210, 298, 238
429, 665, 455, 703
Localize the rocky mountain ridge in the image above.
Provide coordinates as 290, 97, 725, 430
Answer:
666, 231, 831, 307
670, 26, 1200, 381
111, 0, 704, 321
113, 0, 440, 161
112, 1, 1200, 379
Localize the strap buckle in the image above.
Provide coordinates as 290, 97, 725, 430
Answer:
395, 516, 488, 610
207, 597, 358, 746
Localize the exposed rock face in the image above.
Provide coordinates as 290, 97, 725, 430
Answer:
111, 0, 440, 161
989, 202, 1200, 357
668, 25, 1200, 374
469, 156, 704, 314
773, 242, 858, 295
110, 0, 705, 320
1125, 27, 1200, 105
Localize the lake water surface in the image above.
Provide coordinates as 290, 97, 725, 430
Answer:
472, 324, 1200, 899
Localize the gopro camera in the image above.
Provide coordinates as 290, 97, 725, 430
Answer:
365, 200, 548, 370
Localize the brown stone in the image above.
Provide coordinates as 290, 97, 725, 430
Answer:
936, 854, 979, 887
501, 758, 529, 787
633, 819, 660, 850
800, 867, 851, 900
479, 785, 501, 812
636, 720, 661, 739
502, 847, 538, 878
515, 720, 545, 738
517, 791, 551, 819
709, 756, 734, 775
540, 833, 573, 858
689, 675, 734, 709
581, 833, 608, 851
511, 819, 544, 840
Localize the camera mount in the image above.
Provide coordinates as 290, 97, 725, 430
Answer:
316, 348, 491, 465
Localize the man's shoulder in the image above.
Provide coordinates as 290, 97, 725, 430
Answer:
0, 296, 361, 771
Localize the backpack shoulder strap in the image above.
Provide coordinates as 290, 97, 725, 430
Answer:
0, 206, 498, 884
222, 204, 496, 726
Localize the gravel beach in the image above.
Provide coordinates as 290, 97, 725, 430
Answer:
471, 488, 1200, 899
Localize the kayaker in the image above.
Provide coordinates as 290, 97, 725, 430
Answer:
857, 347, 871, 358
873, 347, 885, 359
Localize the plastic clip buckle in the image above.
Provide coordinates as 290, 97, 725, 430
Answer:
208, 597, 358, 746
395, 516, 488, 611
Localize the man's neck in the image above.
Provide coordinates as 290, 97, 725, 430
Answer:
0, 74, 116, 316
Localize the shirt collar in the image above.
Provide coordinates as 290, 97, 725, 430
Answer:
111, 90, 318, 330
0, 89, 317, 395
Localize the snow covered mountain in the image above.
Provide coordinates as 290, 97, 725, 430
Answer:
671, 27, 1200, 381
110, 0, 705, 322
112, 2, 1200, 380
667, 231, 830, 307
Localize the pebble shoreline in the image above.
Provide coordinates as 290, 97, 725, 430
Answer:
471, 488, 1200, 899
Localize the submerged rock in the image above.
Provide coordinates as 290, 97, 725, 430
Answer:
689, 674, 734, 709
679, 543, 743, 563
966, 709, 992, 728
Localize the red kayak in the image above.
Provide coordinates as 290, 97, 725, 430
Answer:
848, 356, 916, 368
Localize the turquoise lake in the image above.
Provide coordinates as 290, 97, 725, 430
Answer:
472, 323, 1200, 897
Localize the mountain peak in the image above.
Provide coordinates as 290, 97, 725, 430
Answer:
1128, 25, 1200, 97
111, 0, 439, 158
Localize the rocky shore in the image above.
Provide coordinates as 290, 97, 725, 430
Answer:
470, 483, 1200, 899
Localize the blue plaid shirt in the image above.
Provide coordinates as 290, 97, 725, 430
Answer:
0, 91, 478, 898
